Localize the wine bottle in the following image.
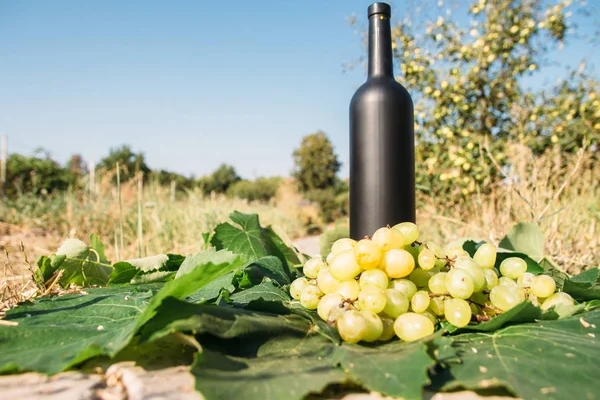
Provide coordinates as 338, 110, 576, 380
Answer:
349, 2, 415, 240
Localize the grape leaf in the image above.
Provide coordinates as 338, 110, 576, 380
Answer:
539, 257, 570, 289
498, 222, 545, 262
109, 254, 173, 284
185, 272, 237, 304
243, 256, 291, 286
192, 335, 347, 400
230, 281, 291, 305
456, 301, 542, 333
0, 284, 161, 374
434, 309, 600, 400
175, 248, 243, 279
563, 268, 600, 301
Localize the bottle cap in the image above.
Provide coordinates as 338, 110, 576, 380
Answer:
368, 2, 391, 18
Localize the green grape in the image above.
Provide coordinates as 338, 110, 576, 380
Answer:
428, 296, 445, 316
454, 256, 486, 292
418, 247, 437, 270
445, 268, 474, 299
335, 280, 360, 300
517, 272, 535, 288
541, 292, 574, 311
403, 243, 421, 260
361, 310, 384, 342
444, 298, 472, 328
408, 267, 433, 288
353, 239, 383, 270
380, 249, 415, 278
303, 257, 326, 279
499, 257, 528, 279
331, 238, 357, 255
498, 276, 518, 287
358, 286, 387, 313
530, 275, 556, 298
469, 291, 489, 305
445, 246, 469, 259
489, 285, 525, 312
317, 268, 340, 294
300, 285, 323, 310
359, 268, 389, 290
372, 227, 406, 251
290, 277, 310, 300
392, 222, 419, 244
424, 241, 447, 269
382, 289, 410, 318
473, 243, 497, 269
326, 251, 336, 265
419, 310, 437, 325
329, 249, 362, 281
411, 290, 431, 313
388, 279, 417, 299
428, 272, 448, 294
337, 310, 367, 343
378, 316, 396, 341
482, 268, 499, 290
528, 293, 542, 307
470, 302, 482, 316
317, 293, 344, 321
393, 312, 434, 342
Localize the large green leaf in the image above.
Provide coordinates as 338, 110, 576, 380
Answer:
175, 248, 243, 279
230, 281, 291, 305
109, 254, 182, 284
498, 222, 545, 261
0, 284, 161, 374
563, 267, 600, 301
456, 301, 543, 333
434, 309, 600, 399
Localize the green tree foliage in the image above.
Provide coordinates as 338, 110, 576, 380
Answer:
149, 169, 196, 191
292, 131, 342, 192
5, 153, 75, 197
227, 177, 281, 202
199, 164, 241, 194
352, 0, 599, 200
99, 145, 150, 182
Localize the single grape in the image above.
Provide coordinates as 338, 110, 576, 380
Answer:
489, 285, 525, 312
388, 279, 418, 299
361, 310, 384, 342
408, 267, 432, 288
393, 312, 434, 342
358, 286, 387, 313
378, 316, 396, 341
454, 256, 486, 292
353, 239, 383, 270
329, 249, 362, 281
419, 310, 437, 325
428, 296, 445, 316
541, 292, 574, 311
337, 310, 367, 343
517, 272, 535, 288
499, 257, 528, 279
445, 246, 469, 259
418, 247, 437, 270
380, 249, 415, 279
473, 243, 497, 269
444, 298, 472, 327
498, 276, 518, 287
290, 277, 310, 300
317, 293, 344, 321
530, 275, 556, 298
303, 257, 326, 278
469, 291, 489, 305
403, 243, 420, 260
335, 280, 360, 300
445, 268, 475, 299
470, 302, 482, 316
428, 272, 448, 294
372, 227, 406, 251
382, 289, 409, 318
317, 268, 340, 294
411, 290, 431, 313
424, 241, 447, 269
300, 285, 323, 310
331, 238, 357, 255
359, 268, 389, 290
392, 222, 419, 244
326, 251, 336, 265
482, 268, 499, 290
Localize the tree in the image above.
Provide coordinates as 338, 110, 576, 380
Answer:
351, 0, 599, 200
199, 164, 241, 194
5, 153, 75, 197
66, 154, 88, 176
98, 145, 150, 182
292, 131, 342, 192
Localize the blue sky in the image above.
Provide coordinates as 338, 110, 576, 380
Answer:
1, 0, 597, 179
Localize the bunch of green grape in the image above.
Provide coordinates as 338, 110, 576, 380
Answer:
289, 223, 574, 344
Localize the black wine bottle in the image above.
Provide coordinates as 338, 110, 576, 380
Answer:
349, 2, 415, 240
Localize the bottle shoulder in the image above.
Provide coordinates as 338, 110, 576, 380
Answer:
350, 77, 413, 106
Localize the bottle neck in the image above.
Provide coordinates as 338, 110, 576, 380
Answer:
368, 14, 394, 78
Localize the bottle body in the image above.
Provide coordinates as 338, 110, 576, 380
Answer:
349, 3, 415, 239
